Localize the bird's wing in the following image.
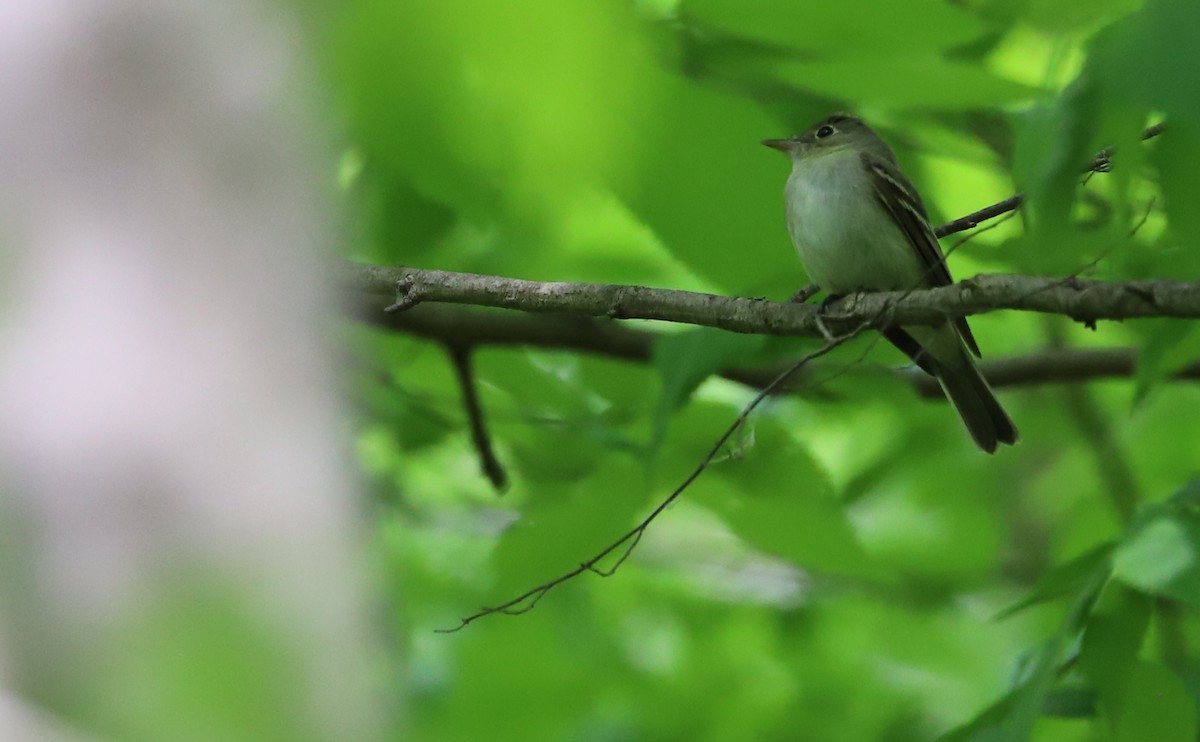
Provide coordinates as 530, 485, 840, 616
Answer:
860, 151, 980, 357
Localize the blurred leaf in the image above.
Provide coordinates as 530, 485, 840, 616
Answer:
1113, 661, 1198, 742
774, 58, 1036, 109
350, 332, 461, 450
1168, 478, 1200, 508
355, 376, 457, 451
332, 0, 656, 228
1079, 582, 1152, 723
507, 422, 612, 483
1111, 481, 1200, 610
938, 566, 1107, 741
1011, 81, 1097, 243
490, 460, 648, 597
477, 352, 632, 483
621, 68, 805, 295
436, 608, 616, 741
652, 328, 765, 446
86, 584, 317, 742
351, 170, 456, 264
578, 356, 658, 425
994, 543, 1114, 620
682, 0, 992, 56
684, 411, 872, 577
1040, 687, 1095, 719
1151, 128, 1200, 273
697, 484, 870, 577
980, 0, 1140, 33
1087, 0, 1200, 273
1087, 0, 1200, 122
478, 351, 593, 418
1133, 321, 1200, 405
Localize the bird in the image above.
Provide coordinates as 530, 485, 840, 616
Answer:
763, 113, 1017, 452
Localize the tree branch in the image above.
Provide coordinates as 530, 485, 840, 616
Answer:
348, 264, 1200, 338
446, 346, 508, 492
934, 194, 1024, 238
357, 302, 1200, 394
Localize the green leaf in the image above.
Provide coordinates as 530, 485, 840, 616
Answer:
1040, 687, 1095, 719
1112, 482, 1200, 610
1079, 582, 1152, 723
652, 328, 765, 447
684, 412, 871, 577
352, 172, 455, 265
774, 58, 1036, 109
1113, 662, 1198, 742
619, 68, 805, 295
936, 690, 1016, 742
1011, 82, 1097, 244
1087, 0, 1200, 271
696, 485, 870, 578
1151, 127, 1200, 271
938, 567, 1108, 741
682, 0, 993, 56
1133, 321, 1200, 405
332, 0, 657, 228
490, 460, 648, 597
994, 544, 1114, 620
1087, 0, 1200, 123
986, 0, 1140, 34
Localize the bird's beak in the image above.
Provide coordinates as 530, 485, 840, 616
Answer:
761, 138, 792, 152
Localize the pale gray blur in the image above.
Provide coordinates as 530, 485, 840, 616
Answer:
0, 1, 387, 738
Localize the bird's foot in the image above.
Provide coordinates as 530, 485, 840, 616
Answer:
818, 293, 846, 314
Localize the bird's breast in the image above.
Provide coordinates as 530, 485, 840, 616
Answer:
784, 152, 921, 293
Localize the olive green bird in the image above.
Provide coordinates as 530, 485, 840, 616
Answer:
764, 114, 1017, 452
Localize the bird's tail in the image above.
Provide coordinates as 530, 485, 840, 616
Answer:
936, 355, 1019, 454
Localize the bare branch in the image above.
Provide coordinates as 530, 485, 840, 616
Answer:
934, 194, 1025, 238
446, 346, 508, 492
357, 302, 1200, 393
348, 264, 1200, 336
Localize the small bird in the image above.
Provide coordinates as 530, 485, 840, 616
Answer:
764, 114, 1017, 452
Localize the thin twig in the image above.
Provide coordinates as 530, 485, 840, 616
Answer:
435, 323, 869, 632
933, 121, 1164, 238
446, 345, 508, 492
934, 194, 1025, 238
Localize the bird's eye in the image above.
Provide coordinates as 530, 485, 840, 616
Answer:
816, 125, 835, 139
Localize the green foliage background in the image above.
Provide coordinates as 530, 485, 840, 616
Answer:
328, 0, 1200, 739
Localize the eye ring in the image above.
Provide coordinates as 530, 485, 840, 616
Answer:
816, 125, 835, 139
